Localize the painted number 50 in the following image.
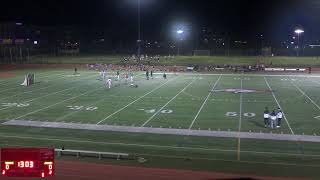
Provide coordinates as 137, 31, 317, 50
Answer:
225, 112, 256, 117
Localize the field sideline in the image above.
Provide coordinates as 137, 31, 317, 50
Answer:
24, 55, 320, 67
1, 69, 320, 179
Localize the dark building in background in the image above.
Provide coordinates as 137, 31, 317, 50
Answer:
1, 22, 320, 64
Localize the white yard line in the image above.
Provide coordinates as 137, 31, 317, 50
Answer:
1, 134, 320, 158
0, 72, 75, 93
96, 77, 177, 125
264, 77, 294, 135
238, 78, 243, 132
237, 78, 243, 161
55, 74, 145, 122
290, 80, 320, 111
189, 74, 222, 129
141, 79, 196, 127
0, 71, 68, 86
0, 74, 97, 111
0, 86, 51, 101
161, 72, 320, 78
0, 73, 80, 101
11, 85, 105, 120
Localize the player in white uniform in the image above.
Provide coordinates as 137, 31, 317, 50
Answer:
270, 110, 277, 129
276, 109, 283, 128
102, 70, 106, 80
107, 77, 112, 89
263, 109, 270, 127
130, 75, 134, 86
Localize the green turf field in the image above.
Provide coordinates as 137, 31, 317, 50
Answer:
1, 69, 320, 179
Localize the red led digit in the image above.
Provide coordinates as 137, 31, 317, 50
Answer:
25, 161, 29, 168
18, 161, 24, 168
5, 164, 9, 170
30, 161, 34, 168
49, 164, 52, 170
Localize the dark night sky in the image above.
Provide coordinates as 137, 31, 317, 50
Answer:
1, 0, 320, 44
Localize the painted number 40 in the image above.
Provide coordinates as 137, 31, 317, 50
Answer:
225, 112, 256, 117
67, 106, 98, 111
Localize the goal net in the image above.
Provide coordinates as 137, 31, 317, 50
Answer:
21, 74, 35, 86
193, 50, 210, 56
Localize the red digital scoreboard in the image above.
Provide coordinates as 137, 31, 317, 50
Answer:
1, 148, 54, 178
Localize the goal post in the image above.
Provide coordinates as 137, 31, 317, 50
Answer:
193, 50, 210, 56
21, 74, 35, 86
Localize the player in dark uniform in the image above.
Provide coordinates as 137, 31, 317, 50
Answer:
146, 70, 149, 80
74, 67, 77, 75
116, 71, 120, 81
150, 70, 153, 79
163, 72, 167, 79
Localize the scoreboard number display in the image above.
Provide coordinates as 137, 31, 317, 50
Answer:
1, 148, 54, 177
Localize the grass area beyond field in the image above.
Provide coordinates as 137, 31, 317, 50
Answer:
25, 55, 320, 67
1, 69, 320, 179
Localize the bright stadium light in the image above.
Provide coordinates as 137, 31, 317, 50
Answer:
294, 28, 304, 56
177, 29, 184, 34
294, 29, 304, 34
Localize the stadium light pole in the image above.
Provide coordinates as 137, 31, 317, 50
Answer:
294, 29, 304, 57
177, 29, 184, 56
137, 0, 141, 59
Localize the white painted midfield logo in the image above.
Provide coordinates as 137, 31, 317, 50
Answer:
211, 89, 272, 94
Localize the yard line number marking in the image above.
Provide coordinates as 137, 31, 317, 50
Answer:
67, 106, 98, 111
225, 112, 256, 118
96, 77, 178, 125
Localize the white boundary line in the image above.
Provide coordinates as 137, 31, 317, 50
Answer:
237, 78, 243, 160
96, 77, 178, 125
264, 77, 294, 135
162, 72, 320, 78
0, 86, 51, 101
290, 80, 320, 111
55, 74, 144, 122
11, 84, 105, 120
1, 134, 320, 159
0, 71, 85, 93
0, 72, 84, 101
141, 79, 196, 127
189, 74, 222, 129
0, 74, 97, 111
0, 71, 69, 86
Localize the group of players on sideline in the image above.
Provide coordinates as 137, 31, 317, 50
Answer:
263, 107, 283, 129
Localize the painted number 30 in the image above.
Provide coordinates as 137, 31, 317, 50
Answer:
1, 103, 30, 107
225, 112, 256, 117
